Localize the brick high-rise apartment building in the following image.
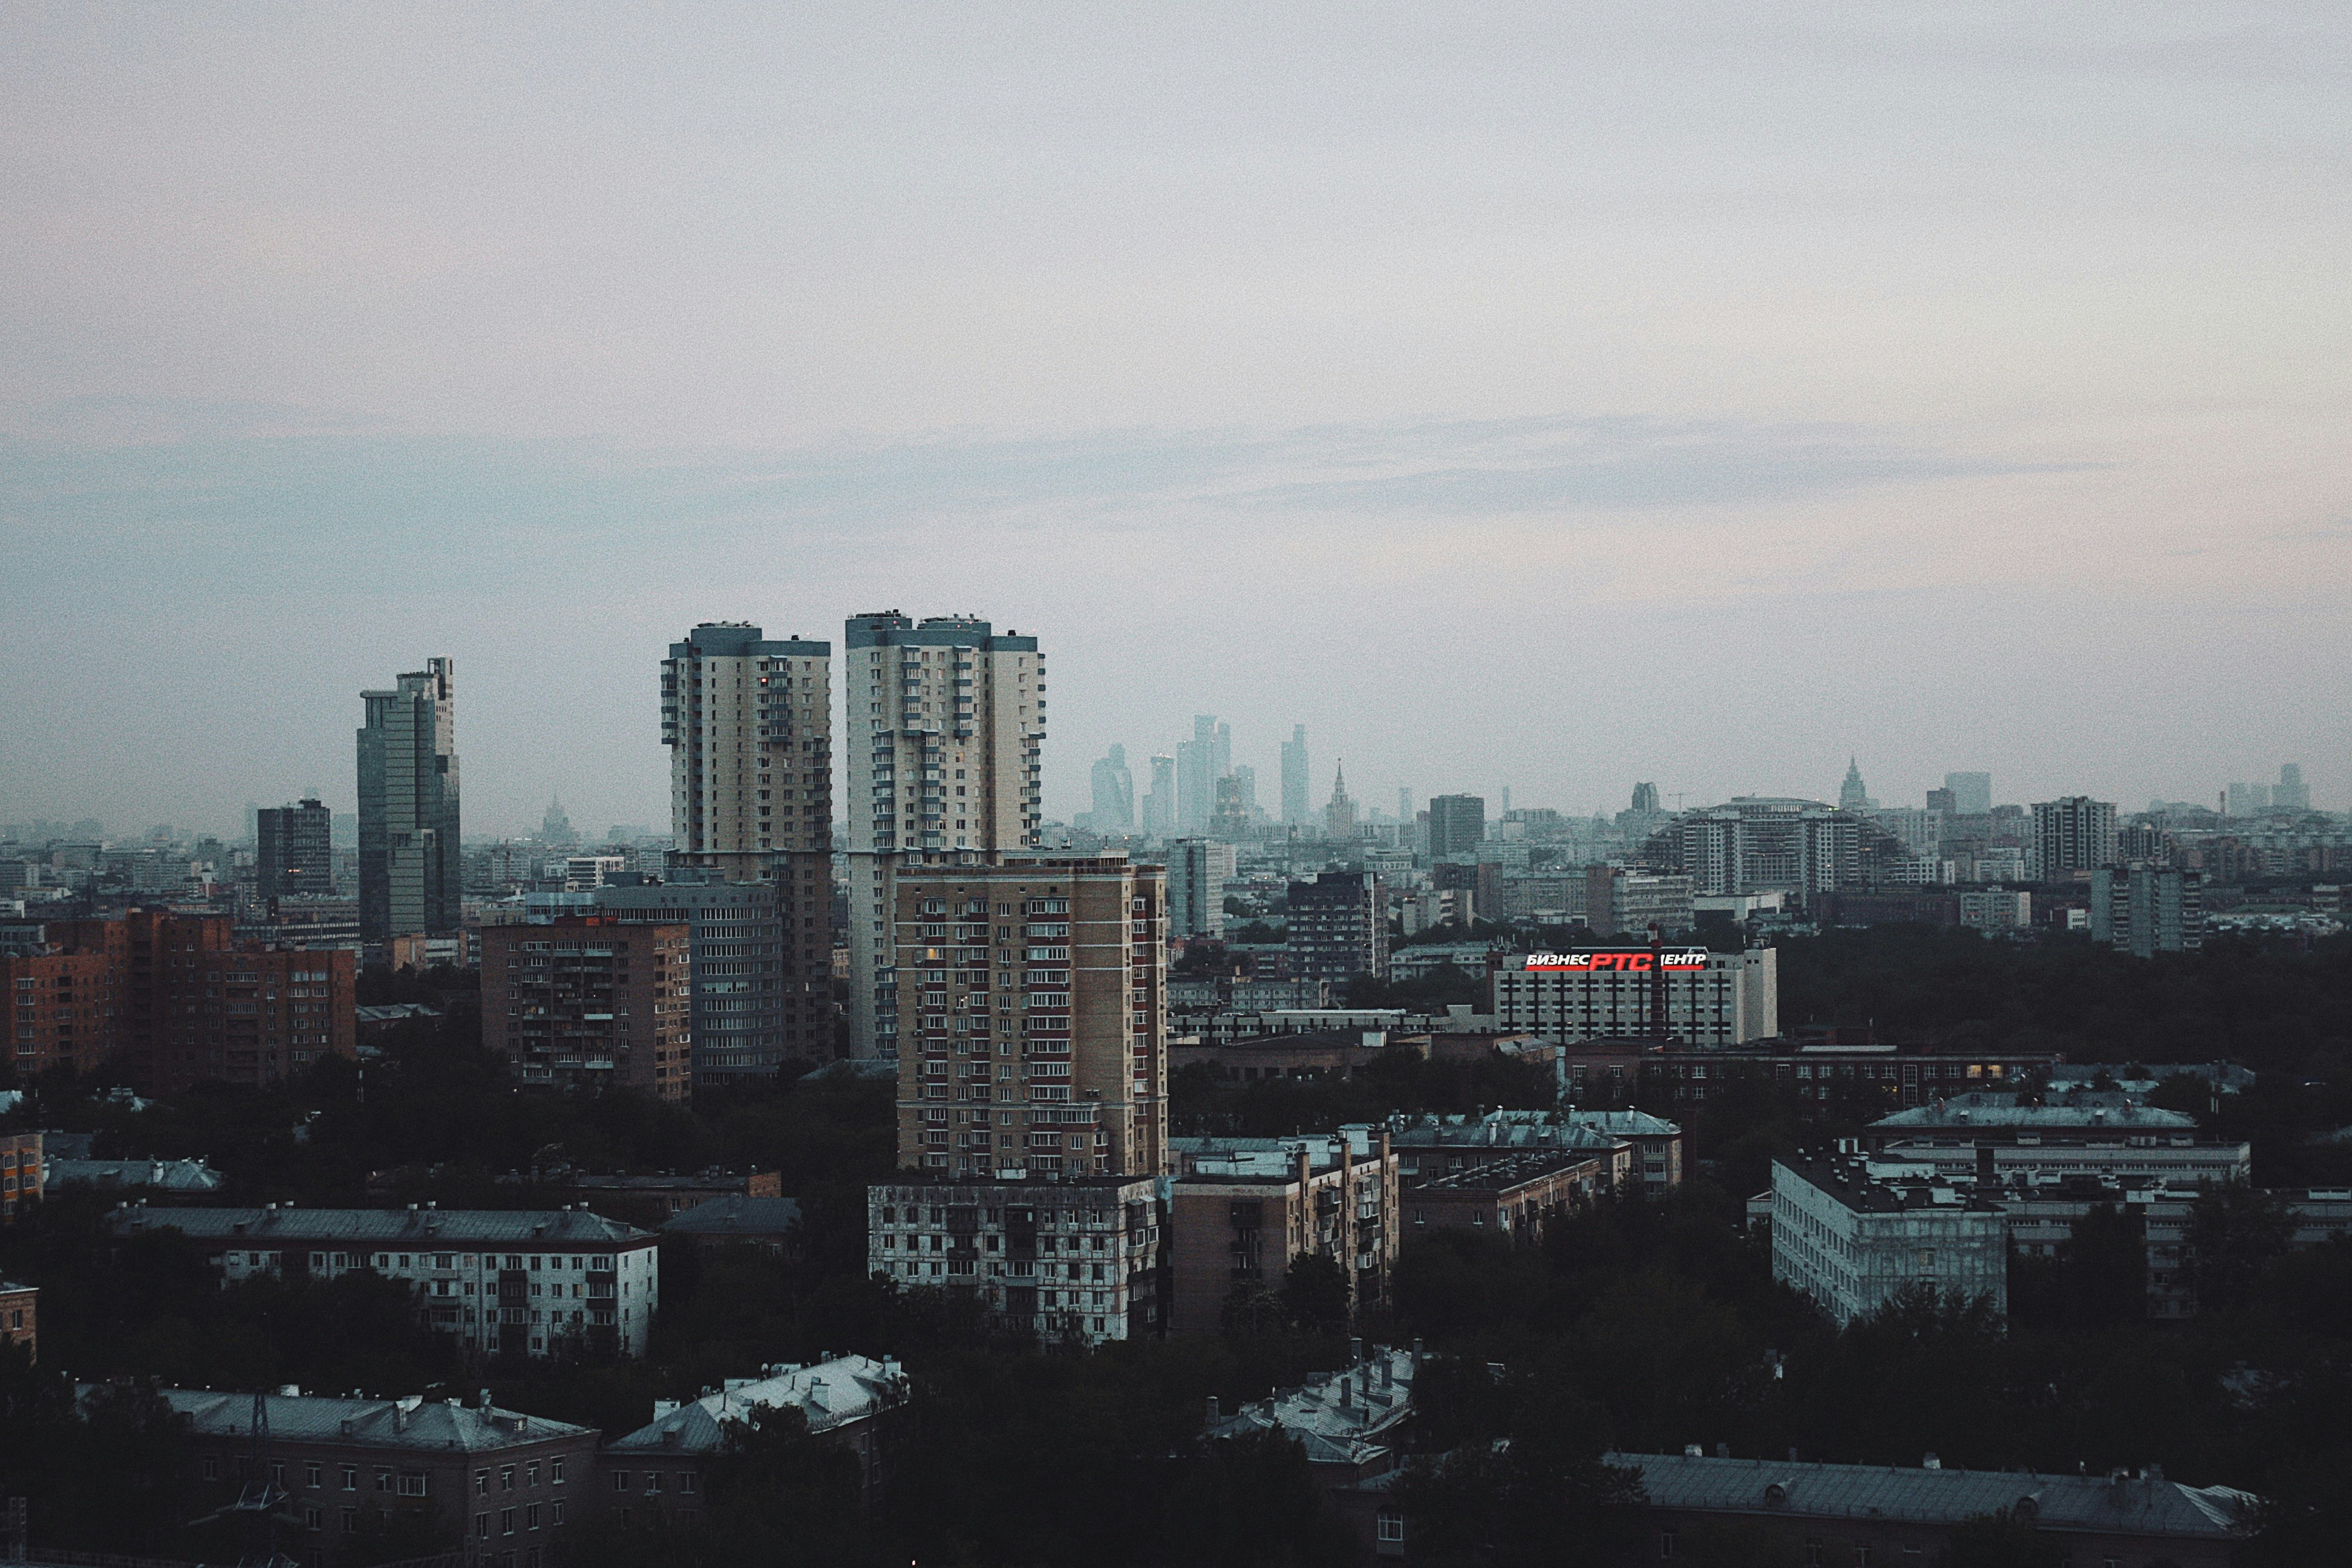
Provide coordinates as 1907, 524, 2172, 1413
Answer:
42, 912, 355, 1092
891, 856, 1165, 1180
4, 951, 112, 1076
659, 623, 834, 1074
843, 613, 1046, 1059
481, 917, 692, 1100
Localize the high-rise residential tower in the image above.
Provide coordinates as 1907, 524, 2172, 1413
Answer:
2031, 796, 2117, 881
1280, 727, 1310, 826
255, 798, 333, 898
358, 659, 460, 947
659, 622, 837, 1073
890, 855, 1165, 1179
843, 613, 1045, 1059
1090, 745, 1135, 832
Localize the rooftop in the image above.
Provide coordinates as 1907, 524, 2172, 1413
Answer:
130, 1388, 593, 1454
1416, 1152, 1604, 1194
1873, 1091, 2197, 1133
47, 1157, 223, 1193
1778, 1155, 2008, 1215
105, 1204, 655, 1246
658, 1195, 803, 1237
607, 1354, 907, 1453
1616, 1451, 2252, 1539
1205, 1345, 1420, 1468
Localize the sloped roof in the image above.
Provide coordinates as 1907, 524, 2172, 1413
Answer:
606, 1354, 907, 1454
131, 1388, 591, 1454
48, 1157, 222, 1192
658, 1195, 802, 1236
105, 1206, 653, 1247
1616, 1452, 2254, 1539
1206, 1347, 1420, 1468
1873, 1091, 2195, 1132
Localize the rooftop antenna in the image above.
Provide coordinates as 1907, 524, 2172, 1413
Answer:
188, 1390, 301, 1567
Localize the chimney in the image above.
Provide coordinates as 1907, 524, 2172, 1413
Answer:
1205, 1395, 1220, 1423
1924, 1453, 1941, 1470
1716, 1443, 1729, 1459
1350, 1336, 1364, 1364
1684, 1444, 1702, 1458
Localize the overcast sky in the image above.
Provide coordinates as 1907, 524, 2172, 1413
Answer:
3, 2, 2346, 838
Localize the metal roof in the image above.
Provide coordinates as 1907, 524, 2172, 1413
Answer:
606, 1355, 907, 1454
1616, 1452, 2254, 1539
48, 1157, 223, 1192
1205, 1347, 1420, 1469
130, 1388, 593, 1454
1873, 1091, 2195, 1132
105, 1206, 654, 1247
657, 1195, 803, 1236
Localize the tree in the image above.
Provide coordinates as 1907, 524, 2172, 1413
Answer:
2187, 1181, 2293, 1317
1281, 1253, 1353, 1334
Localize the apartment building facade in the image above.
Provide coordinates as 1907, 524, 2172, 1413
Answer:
41, 911, 356, 1092
107, 1204, 661, 1357
1167, 1134, 1400, 1334
4, 949, 111, 1077
161, 1386, 597, 1568
843, 613, 1047, 1059
892, 857, 1166, 1181
1770, 1154, 2009, 1325
867, 1176, 1167, 1345
256, 797, 334, 899
658, 622, 835, 1069
1287, 871, 1388, 985
480, 918, 692, 1100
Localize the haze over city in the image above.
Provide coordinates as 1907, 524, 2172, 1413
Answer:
4, 4, 2348, 835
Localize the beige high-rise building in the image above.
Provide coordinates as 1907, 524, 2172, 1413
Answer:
843, 612, 1046, 1059
891, 856, 1166, 1181
659, 622, 835, 1071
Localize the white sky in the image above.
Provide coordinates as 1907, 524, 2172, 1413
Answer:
2, 2, 2347, 835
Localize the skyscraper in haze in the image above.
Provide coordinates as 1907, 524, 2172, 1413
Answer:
255, 798, 332, 899
1090, 745, 1135, 832
1427, 794, 1486, 858
661, 622, 835, 1071
1324, 763, 1357, 841
1839, 759, 1870, 812
843, 612, 1045, 1059
1281, 725, 1310, 826
1138, 754, 1174, 837
358, 659, 460, 947
1175, 715, 1224, 833
2275, 763, 2310, 814
2032, 796, 2117, 881
1944, 772, 1992, 816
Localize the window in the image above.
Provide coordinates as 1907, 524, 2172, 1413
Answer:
477, 1515, 491, 1540
679, 1472, 697, 1495
1376, 1511, 1405, 1544
526, 1504, 540, 1530
1659, 1532, 1675, 1559
501, 1508, 515, 1537
397, 1473, 428, 1498
500, 1465, 515, 1492
304, 1506, 323, 1532
203, 1457, 220, 1481
611, 1472, 629, 1493
551, 1457, 565, 1485
342, 1466, 357, 1491
475, 1469, 491, 1496
551, 1501, 565, 1526
374, 1468, 392, 1492
527, 1461, 540, 1488
305, 1462, 322, 1488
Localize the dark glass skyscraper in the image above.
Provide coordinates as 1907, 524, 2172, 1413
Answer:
358, 658, 460, 945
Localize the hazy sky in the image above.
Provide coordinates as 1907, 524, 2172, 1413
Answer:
4, 2, 2347, 837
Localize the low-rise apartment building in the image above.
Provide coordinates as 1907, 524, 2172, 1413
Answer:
1168, 1134, 1399, 1334
1402, 1152, 1604, 1243
155, 1386, 598, 1568
105, 1204, 661, 1357
0, 1281, 34, 1358
1365, 1113, 1640, 1197
1770, 1152, 2009, 1324
867, 1175, 1167, 1345
0, 1129, 42, 1220
603, 1354, 910, 1523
